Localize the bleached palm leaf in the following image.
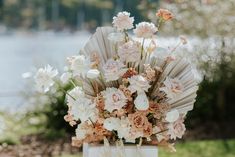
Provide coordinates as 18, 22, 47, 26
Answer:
81, 27, 198, 114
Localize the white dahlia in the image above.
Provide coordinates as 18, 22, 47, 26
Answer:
160, 77, 184, 99
101, 87, 127, 112
67, 55, 90, 77
71, 97, 98, 123
134, 22, 158, 38
112, 11, 134, 31
118, 40, 141, 63
128, 75, 151, 93
103, 59, 127, 82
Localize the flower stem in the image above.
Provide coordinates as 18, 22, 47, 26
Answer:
124, 30, 128, 42
55, 81, 76, 100
141, 38, 145, 59
70, 79, 77, 88
89, 118, 95, 127
157, 18, 164, 32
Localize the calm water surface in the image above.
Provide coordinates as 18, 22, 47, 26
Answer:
0, 32, 197, 112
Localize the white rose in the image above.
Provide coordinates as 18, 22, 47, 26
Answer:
165, 109, 180, 123
134, 92, 149, 110
167, 116, 186, 140
103, 117, 121, 131
86, 69, 100, 79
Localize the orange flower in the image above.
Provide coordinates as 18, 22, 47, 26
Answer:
119, 85, 133, 101
122, 68, 138, 79
143, 123, 153, 137
156, 9, 174, 21
148, 101, 170, 119
95, 93, 105, 111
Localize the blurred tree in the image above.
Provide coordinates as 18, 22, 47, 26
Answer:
186, 38, 235, 132
0, 0, 146, 31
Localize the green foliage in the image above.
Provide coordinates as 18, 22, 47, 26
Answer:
0, 112, 45, 145
25, 83, 75, 136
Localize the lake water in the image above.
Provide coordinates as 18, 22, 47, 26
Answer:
0, 32, 91, 112
0, 32, 198, 112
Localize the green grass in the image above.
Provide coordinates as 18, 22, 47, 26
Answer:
159, 140, 235, 157
58, 140, 235, 157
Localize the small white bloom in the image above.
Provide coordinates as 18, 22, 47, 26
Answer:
103, 59, 127, 82
34, 65, 58, 93
165, 109, 180, 123
118, 40, 141, 63
160, 77, 184, 99
128, 75, 151, 93
103, 117, 121, 131
134, 92, 149, 110
60, 72, 71, 84
22, 72, 32, 79
117, 117, 132, 139
113, 11, 134, 31
134, 22, 158, 38
87, 69, 100, 79
71, 97, 98, 123
67, 87, 85, 106
67, 55, 90, 77
101, 87, 127, 112
75, 123, 93, 140
108, 32, 125, 42
115, 117, 139, 142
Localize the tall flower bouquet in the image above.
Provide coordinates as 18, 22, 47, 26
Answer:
34, 9, 199, 155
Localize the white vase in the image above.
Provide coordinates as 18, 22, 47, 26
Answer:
83, 143, 158, 157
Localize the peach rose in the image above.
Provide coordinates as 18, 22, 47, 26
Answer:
128, 111, 149, 131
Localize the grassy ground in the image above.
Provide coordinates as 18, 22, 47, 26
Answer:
58, 140, 235, 157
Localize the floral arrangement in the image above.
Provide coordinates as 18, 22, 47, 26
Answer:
34, 9, 198, 151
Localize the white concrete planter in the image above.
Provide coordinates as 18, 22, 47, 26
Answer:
83, 143, 158, 157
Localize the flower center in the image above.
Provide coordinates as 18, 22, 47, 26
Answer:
112, 94, 120, 102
